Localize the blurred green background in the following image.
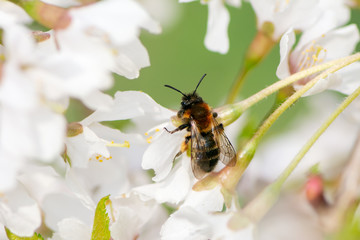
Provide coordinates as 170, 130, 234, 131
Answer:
66, 1, 360, 135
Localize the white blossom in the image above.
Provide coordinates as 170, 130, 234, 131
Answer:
180, 0, 241, 54
56, 0, 161, 79
277, 24, 360, 96
249, 0, 350, 41
161, 206, 255, 240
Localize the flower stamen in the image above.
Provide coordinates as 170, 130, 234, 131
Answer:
106, 140, 130, 148
89, 154, 112, 162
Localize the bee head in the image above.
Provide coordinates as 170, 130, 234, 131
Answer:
181, 93, 203, 108
164, 74, 207, 109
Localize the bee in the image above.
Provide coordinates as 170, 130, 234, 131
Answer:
164, 74, 236, 179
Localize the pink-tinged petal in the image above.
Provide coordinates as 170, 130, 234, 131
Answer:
134, 161, 191, 204
276, 28, 295, 80
204, 0, 230, 54
141, 125, 184, 182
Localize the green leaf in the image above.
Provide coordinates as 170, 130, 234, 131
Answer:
5, 228, 44, 240
91, 195, 111, 240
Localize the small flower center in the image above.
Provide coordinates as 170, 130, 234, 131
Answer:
292, 36, 327, 85
89, 154, 112, 162
297, 39, 327, 72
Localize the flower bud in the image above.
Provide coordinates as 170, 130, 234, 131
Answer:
67, 122, 83, 137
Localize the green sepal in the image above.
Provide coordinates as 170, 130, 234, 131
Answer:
5, 228, 44, 240
91, 195, 111, 240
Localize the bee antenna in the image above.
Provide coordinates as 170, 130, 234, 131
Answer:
193, 73, 207, 95
164, 84, 187, 98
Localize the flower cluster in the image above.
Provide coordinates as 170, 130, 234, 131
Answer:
1, 0, 360, 239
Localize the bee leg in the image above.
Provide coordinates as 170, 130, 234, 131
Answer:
175, 135, 191, 158
164, 123, 190, 134
214, 123, 224, 131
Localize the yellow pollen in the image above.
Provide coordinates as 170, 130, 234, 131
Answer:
99, 159, 103, 162
96, 156, 100, 160
155, 128, 160, 132
110, 156, 113, 159
107, 140, 130, 148
312, 54, 318, 61
146, 136, 153, 143
145, 132, 149, 136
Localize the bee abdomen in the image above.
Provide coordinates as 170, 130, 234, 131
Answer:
194, 132, 220, 172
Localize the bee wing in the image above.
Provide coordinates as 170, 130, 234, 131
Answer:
211, 117, 236, 167
190, 120, 208, 179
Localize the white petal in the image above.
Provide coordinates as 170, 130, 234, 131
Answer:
51, 218, 91, 240
134, 161, 191, 204
42, 193, 93, 230
82, 91, 173, 126
226, 0, 242, 8
276, 28, 295, 80
333, 62, 360, 95
112, 39, 150, 79
313, 24, 359, 59
110, 194, 161, 240
298, 0, 350, 46
272, 0, 320, 39
0, 150, 21, 192
160, 206, 212, 240
66, 125, 111, 168
1, 107, 66, 161
80, 90, 114, 111
182, 186, 224, 212
204, 0, 230, 54
0, 184, 41, 237
69, 0, 161, 46
142, 125, 184, 182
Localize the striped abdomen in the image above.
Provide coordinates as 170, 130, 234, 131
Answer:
194, 130, 220, 172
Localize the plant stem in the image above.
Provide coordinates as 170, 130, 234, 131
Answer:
217, 52, 360, 126
214, 52, 360, 194
244, 87, 360, 223
226, 31, 275, 104
274, 86, 360, 188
